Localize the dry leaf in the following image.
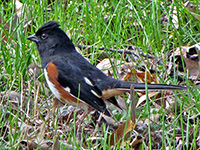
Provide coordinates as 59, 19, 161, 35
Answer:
136, 91, 160, 107
130, 135, 144, 148
15, 0, 24, 17
20, 139, 52, 150
96, 58, 133, 79
20, 140, 38, 149
110, 118, 135, 145
124, 68, 158, 83
170, 43, 200, 78
52, 135, 60, 150
0, 17, 9, 44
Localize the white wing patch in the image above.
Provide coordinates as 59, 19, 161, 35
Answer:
91, 90, 102, 98
64, 87, 71, 92
84, 77, 94, 86
44, 68, 60, 100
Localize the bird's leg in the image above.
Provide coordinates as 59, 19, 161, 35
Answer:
76, 112, 87, 140
75, 108, 92, 140
76, 111, 88, 128
91, 112, 103, 136
75, 107, 93, 139
52, 97, 59, 117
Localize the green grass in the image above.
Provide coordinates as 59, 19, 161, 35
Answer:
1, 0, 200, 149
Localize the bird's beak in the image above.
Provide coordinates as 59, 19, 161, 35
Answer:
27, 34, 39, 43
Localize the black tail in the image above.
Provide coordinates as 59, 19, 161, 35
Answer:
118, 81, 187, 91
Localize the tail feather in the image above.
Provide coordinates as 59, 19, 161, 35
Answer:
118, 81, 187, 90
101, 80, 186, 114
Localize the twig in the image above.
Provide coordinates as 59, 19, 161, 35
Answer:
76, 44, 156, 59
130, 84, 136, 123
0, 83, 6, 88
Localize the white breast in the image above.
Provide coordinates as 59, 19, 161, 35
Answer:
44, 69, 60, 100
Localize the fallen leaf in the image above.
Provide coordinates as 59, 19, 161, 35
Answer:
109, 118, 135, 145
124, 68, 158, 83
15, 0, 24, 17
0, 17, 9, 44
129, 135, 144, 148
136, 91, 160, 107
170, 43, 200, 78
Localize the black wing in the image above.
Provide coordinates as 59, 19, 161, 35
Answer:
52, 52, 112, 115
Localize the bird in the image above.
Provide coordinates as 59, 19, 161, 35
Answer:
27, 21, 187, 117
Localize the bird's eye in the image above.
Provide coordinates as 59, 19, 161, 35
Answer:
41, 33, 48, 40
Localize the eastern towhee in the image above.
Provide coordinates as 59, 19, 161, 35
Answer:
27, 21, 187, 116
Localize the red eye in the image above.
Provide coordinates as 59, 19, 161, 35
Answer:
41, 33, 48, 39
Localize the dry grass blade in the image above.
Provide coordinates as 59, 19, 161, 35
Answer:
130, 84, 136, 123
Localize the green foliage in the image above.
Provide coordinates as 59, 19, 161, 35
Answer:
0, 0, 199, 149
